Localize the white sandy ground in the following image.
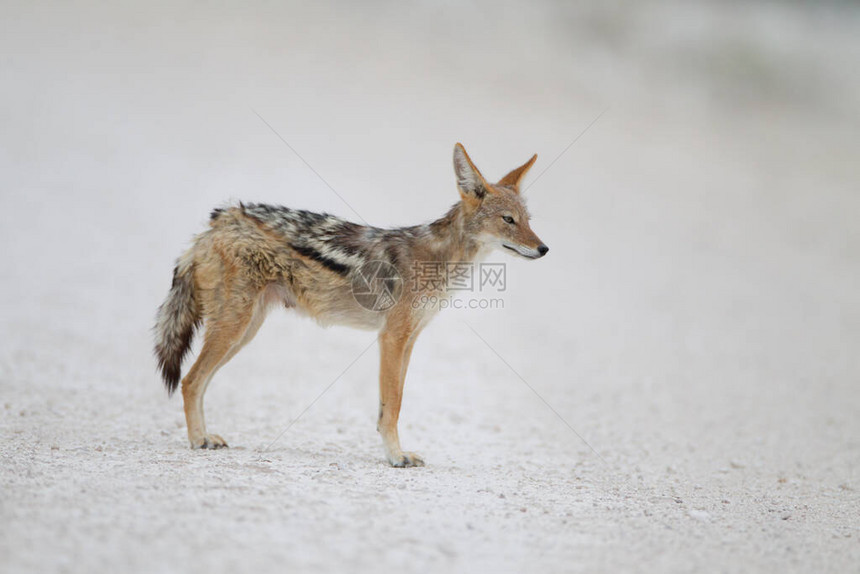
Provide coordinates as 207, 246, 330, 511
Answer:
1, 1, 859, 572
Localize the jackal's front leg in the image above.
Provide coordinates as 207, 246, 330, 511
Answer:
378, 329, 423, 467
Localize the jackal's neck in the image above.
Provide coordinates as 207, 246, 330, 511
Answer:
424, 202, 483, 262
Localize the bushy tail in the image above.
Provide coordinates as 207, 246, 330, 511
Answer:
154, 253, 200, 395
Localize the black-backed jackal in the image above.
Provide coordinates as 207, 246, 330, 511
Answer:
154, 144, 548, 467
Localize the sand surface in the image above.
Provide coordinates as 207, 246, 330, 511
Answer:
1, 2, 858, 572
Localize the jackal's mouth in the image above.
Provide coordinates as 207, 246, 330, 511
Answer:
502, 243, 541, 259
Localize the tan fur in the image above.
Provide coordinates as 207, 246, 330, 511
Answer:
154, 143, 548, 466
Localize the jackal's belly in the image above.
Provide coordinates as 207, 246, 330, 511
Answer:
267, 280, 387, 331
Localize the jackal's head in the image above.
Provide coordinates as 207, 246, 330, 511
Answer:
453, 143, 548, 259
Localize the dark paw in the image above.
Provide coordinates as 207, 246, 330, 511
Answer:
389, 451, 425, 468
192, 434, 228, 449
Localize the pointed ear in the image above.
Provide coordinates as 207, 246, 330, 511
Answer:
497, 154, 537, 193
453, 143, 488, 203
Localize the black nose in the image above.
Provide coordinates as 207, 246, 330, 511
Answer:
537, 244, 549, 256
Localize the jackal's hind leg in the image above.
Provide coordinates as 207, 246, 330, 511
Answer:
181, 301, 265, 449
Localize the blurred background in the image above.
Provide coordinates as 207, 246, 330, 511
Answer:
1, 1, 858, 572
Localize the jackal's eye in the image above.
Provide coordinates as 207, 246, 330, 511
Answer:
502, 215, 515, 225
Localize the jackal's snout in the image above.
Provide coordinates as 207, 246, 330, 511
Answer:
501, 234, 549, 259
502, 224, 548, 260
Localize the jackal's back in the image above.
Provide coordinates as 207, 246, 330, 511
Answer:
203, 203, 423, 329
